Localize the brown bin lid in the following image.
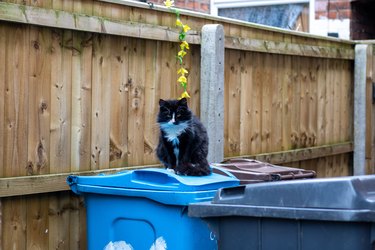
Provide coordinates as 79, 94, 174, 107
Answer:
212, 158, 316, 184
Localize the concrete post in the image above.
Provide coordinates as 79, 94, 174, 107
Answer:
354, 44, 368, 175
200, 24, 225, 164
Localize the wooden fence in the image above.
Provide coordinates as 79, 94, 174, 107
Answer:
0, 0, 374, 249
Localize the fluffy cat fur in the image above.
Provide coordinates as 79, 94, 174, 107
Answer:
156, 98, 211, 176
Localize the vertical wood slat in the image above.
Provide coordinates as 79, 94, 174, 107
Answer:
291, 55, 301, 151
226, 50, 241, 157
4, 24, 29, 176
225, 25, 241, 158
3, 23, 29, 250
307, 58, 318, 173
298, 56, 309, 169
281, 55, 292, 152
143, 40, 160, 165
49, 28, 72, 174
337, 60, 348, 176
250, 52, 262, 155
223, 49, 230, 157
71, 30, 83, 173
0, 24, 4, 247
0, 22, 5, 178
67, 1, 91, 246
159, 42, 175, 100
239, 51, 252, 156
260, 53, 271, 153
26, 26, 51, 250
316, 58, 328, 177
49, 2, 73, 248
91, 34, 111, 170
325, 59, 335, 176
128, 38, 146, 166
186, 45, 201, 116
333, 60, 343, 176
110, 36, 130, 168
71, 31, 93, 172
270, 54, 282, 153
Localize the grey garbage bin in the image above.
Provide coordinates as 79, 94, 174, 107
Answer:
189, 175, 375, 250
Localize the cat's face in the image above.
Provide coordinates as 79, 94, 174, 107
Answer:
157, 98, 192, 125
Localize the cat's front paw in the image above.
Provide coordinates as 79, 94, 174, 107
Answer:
166, 168, 176, 174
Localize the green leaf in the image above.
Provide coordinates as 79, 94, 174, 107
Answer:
179, 33, 186, 41
177, 56, 183, 64
174, 9, 180, 17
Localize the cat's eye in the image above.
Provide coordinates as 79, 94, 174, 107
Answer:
161, 108, 170, 115
176, 114, 182, 118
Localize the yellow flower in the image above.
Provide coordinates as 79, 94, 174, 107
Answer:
180, 91, 191, 99
164, 0, 174, 8
176, 19, 183, 27
177, 67, 188, 75
178, 75, 187, 83
178, 50, 187, 57
182, 24, 191, 33
180, 41, 189, 50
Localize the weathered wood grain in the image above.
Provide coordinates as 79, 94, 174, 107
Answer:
0, 2, 354, 59
227, 142, 353, 165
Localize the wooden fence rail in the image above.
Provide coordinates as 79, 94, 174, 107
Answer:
0, 142, 352, 198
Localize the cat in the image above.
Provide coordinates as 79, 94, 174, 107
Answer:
156, 98, 211, 176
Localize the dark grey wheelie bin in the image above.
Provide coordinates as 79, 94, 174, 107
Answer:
189, 175, 375, 250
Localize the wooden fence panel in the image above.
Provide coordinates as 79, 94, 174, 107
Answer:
0, 0, 362, 248
224, 50, 354, 175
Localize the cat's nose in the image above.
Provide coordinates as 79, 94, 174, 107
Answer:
171, 117, 175, 123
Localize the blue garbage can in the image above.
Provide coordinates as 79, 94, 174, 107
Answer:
67, 168, 239, 250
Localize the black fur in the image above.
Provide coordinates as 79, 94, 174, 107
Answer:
156, 98, 211, 176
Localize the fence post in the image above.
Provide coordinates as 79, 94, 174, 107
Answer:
200, 24, 225, 164
354, 44, 369, 175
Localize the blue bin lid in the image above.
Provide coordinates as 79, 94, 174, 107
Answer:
67, 168, 239, 205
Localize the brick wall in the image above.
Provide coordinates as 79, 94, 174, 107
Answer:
315, 0, 351, 20
351, 0, 375, 40
148, 0, 210, 13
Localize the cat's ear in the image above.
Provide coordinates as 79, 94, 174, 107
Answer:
178, 98, 188, 107
159, 99, 166, 106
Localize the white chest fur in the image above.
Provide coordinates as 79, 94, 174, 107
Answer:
160, 121, 189, 163
160, 121, 189, 142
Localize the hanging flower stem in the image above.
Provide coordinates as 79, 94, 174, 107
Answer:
164, 0, 191, 99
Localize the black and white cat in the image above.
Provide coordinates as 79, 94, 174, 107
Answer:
156, 98, 211, 176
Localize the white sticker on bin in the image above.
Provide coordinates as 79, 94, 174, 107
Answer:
104, 241, 133, 250
104, 237, 167, 250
